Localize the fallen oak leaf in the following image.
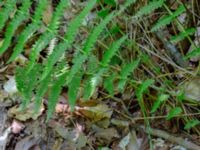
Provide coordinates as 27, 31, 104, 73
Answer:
76, 103, 113, 121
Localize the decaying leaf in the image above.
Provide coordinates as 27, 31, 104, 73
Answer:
118, 130, 141, 150
50, 121, 87, 149
8, 102, 44, 121
77, 103, 113, 121
183, 77, 200, 102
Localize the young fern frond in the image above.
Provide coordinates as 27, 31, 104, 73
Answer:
135, 0, 165, 18
151, 4, 186, 32
170, 28, 196, 43
0, 0, 31, 55
47, 72, 68, 121
118, 58, 140, 91
0, 0, 16, 30
27, 0, 69, 71
8, 0, 48, 63
41, 0, 96, 80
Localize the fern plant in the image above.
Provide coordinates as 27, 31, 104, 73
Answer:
0, 0, 140, 120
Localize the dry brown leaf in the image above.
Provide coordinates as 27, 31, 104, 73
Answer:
94, 127, 119, 141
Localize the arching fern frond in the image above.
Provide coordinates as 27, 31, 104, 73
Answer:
8, 0, 48, 62
0, 0, 31, 55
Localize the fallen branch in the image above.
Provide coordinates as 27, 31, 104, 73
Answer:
136, 125, 200, 150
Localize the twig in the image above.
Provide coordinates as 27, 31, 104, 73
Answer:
155, 30, 188, 68
136, 125, 200, 150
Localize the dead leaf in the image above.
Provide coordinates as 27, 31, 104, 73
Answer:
52, 139, 63, 150
183, 77, 200, 102
14, 136, 41, 150
118, 130, 141, 150
77, 104, 113, 121
51, 121, 87, 149
3, 76, 17, 95
8, 103, 44, 121
94, 127, 119, 141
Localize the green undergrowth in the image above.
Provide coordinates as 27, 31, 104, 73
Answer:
0, 0, 199, 134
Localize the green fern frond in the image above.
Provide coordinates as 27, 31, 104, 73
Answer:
0, 0, 16, 31
185, 47, 200, 59
67, 12, 115, 83
104, 73, 115, 96
135, 0, 165, 18
83, 69, 106, 100
8, 0, 48, 63
136, 79, 154, 101
41, 0, 96, 79
118, 58, 140, 91
83, 12, 115, 54
151, 4, 186, 32
27, 0, 69, 71
0, 0, 31, 55
16, 64, 41, 108
166, 107, 182, 120
47, 72, 67, 121
151, 94, 169, 113
68, 72, 82, 111
101, 36, 127, 66
83, 36, 127, 99
170, 28, 196, 43
34, 71, 52, 113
